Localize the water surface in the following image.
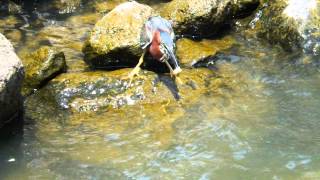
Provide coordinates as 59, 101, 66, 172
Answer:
1, 1, 320, 179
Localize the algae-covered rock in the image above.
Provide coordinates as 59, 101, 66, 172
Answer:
257, 0, 320, 55
176, 36, 235, 67
83, 2, 155, 69
0, 33, 24, 127
31, 68, 217, 112
21, 46, 66, 95
160, 0, 259, 36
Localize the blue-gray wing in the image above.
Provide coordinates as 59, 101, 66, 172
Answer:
160, 31, 174, 52
140, 16, 175, 49
150, 16, 174, 39
140, 19, 153, 49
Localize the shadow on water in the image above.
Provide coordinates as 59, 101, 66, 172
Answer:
0, 110, 24, 179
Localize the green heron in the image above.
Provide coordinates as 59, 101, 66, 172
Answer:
126, 16, 182, 84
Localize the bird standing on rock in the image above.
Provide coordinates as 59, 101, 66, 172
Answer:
126, 16, 182, 84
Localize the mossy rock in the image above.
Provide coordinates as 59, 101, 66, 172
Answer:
83, 2, 156, 69
160, 0, 259, 36
29, 68, 220, 112
176, 36, 235, 67
21, 46, 66, 95
257, 0, 320, 55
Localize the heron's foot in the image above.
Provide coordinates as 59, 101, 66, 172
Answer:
124, 66, 141, 87
123, 50, 145, 87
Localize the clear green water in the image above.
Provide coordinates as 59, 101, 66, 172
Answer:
1, 1, 320, 179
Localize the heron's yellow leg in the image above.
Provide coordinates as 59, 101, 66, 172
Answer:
126, 50, 146, 86
164, 60, 183, 84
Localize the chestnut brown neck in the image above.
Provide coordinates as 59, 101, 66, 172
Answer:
149, 31, 163, 60
152, 31, 161, 46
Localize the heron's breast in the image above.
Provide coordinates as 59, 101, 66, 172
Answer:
149, 43, 163, 60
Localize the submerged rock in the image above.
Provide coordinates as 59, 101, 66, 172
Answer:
29, 68, 219, 112
257, 0, 320, 55
51, 0, 82, 14
83, 1, 155, 69
160, 0, 259, 36
29, 0, 82, 15
21, 46, 66, 96
176, 36, 235, 67
0, 33, 24, 127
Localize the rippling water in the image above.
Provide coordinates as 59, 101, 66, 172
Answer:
1, 0, 320, 179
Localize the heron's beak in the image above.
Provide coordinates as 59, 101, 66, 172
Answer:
167, 49, 182, 75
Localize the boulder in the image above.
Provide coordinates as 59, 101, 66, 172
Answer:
176, 36, 235, 67
83, 2, 155, 69
257, 0, 320, 55
160, 0, 259, 36
0, 33, 24, 127
28, 68, 220, 112
20, 46, 66, 95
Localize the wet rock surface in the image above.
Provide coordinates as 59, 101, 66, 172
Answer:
20, 46, 66, 96
83, 2, 155, 69
0, 33, 24, 127
26, 68, 221, 113
160, 0, 259, 36
257, 0, 320, 55
176, 36, 235, 67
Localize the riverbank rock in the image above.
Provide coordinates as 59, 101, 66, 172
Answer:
28, 68, 221, 113
21, 46, 66, 96
176, 36, 235, 67
257, 0, 320, 55
0, 33, 24, 128
83, 2, 155, 69
160, 0, 259, 36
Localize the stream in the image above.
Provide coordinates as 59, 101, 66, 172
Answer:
1, 0, 320, 179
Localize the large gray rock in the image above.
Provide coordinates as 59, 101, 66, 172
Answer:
160, 0, 259, 36
257, 0, 320, 55
83, 1, 155, 69
0, 33, 24, 127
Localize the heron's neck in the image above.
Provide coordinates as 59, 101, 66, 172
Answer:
152, 31, 161, 45
150, 31, 163, 60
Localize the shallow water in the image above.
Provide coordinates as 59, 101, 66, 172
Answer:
1, 0, 320, 179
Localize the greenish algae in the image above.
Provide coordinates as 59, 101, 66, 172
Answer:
176, 36, 235, 66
